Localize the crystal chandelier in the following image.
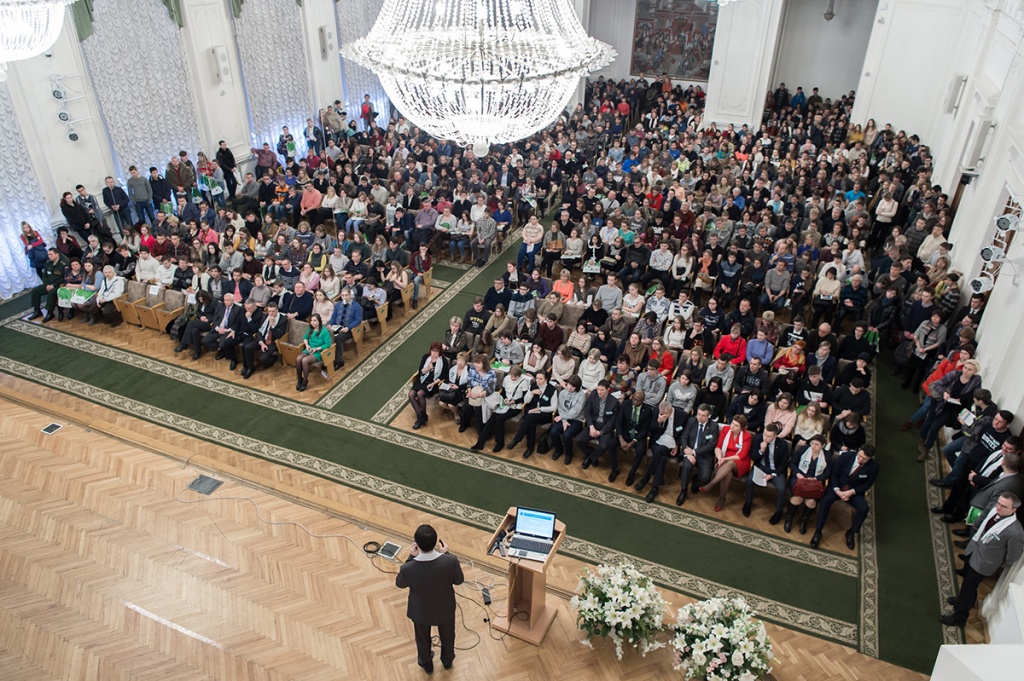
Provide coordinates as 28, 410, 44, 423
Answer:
0, 0, 72, 66
343, 0, 615, 156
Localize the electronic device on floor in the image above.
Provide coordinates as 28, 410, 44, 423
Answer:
507, 507, 556, 561
378, 541, 401, 560
187, 474, 224, 495
41, 423, 63, 435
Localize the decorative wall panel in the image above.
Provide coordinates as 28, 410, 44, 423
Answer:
630, 0, 717, 81
234, 0, 314, 158
336, 0, 390, 129
81, 0, 202, 179
0, 83, 52, 296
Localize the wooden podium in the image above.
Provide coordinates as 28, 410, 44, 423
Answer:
486, 507, 565, 646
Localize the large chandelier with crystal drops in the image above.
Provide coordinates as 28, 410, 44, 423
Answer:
0, 0, 73, 64
343, 0, 615, 156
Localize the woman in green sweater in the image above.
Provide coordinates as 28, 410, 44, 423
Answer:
295, 313, 333, 392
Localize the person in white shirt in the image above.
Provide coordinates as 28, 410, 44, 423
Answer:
135, 246, 161, 283
156, 257, 176, 287
92, 265, 126, 327
841, 242, 865, 278
328, 244, 349, 274
470, 195, 488, 223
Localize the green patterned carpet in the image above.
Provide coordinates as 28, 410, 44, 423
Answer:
0, 257, 953, 672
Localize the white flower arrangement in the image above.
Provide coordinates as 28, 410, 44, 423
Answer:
671, 596, 773, 681
570, 562, 667, 660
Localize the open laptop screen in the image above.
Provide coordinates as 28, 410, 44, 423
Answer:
516, 507, 556, 540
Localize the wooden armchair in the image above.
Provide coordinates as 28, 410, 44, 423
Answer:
276, 319, 338, 383
346, 320, 367, 356
145, 289, 187, 333
399, 283, 414, 316
276, 320, 311, 369
375, 302, 389, 335
560, 305, 584, 330
148, 288, 188, 333
422, 268, 433, 300
134, 284, 167, 329
114, 280, 147, 326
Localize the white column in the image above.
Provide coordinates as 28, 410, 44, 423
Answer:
953, 131, 1024, 425
983, 568, 1024, 644
588, 0, 635, 82
3, 9, 115, 225
179, 0, 253, 166
299, 0, 345, 112
567, 0, 592, 112
850, 0, 968, 140
703, 0, 785, 129
931, 643, 1024, 681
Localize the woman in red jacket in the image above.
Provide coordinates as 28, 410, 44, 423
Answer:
899, 345, 974, 431
648, 338, 675, 380
701, 415, 752, 511
713, 324, 747, 365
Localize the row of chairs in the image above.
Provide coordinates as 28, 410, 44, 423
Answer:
109, 277, 431, 384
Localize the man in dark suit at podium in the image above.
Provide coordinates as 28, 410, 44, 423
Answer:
396, 524, 465, 674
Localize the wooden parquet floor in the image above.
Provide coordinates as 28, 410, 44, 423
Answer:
19, 286, 439, 405
392, 403, 860, 555
0, 375, 926, 681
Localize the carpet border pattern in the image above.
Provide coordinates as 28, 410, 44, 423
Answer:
315, 265, 479, 409
1, 316, 859, 577
315, 229, 523, 409
0, 354, 859, 646
925, 453, 966, 645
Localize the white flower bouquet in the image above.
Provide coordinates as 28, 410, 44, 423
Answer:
670, 596, 773, 681
570, 562, 667, 660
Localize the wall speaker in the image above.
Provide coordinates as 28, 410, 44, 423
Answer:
961, 118, 994, 170
944, 74, 967, 114
319, 26, 335, 60
211, 45, 232, 84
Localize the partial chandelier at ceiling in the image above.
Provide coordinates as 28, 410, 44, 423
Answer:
0, 0, 73, 69
342, 0, 615, 156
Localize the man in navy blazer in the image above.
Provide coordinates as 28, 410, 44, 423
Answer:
396, 524, 465, 674
577, 380, 621, 480
743, 423, 792, 524
676, 404, 721, 506
812, 445, 879, 550
201, 292, 244, 359
634, 401, 689, 503
241, 300, 289, 378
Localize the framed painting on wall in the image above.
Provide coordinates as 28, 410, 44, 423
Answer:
630, 0, 719, 81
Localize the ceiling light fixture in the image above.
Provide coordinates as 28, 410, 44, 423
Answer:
824, 0, 836, 21
0, 0, 73, 65
343, 0, 614, 156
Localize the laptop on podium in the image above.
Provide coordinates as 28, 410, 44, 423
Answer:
507, 507, 556, 561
